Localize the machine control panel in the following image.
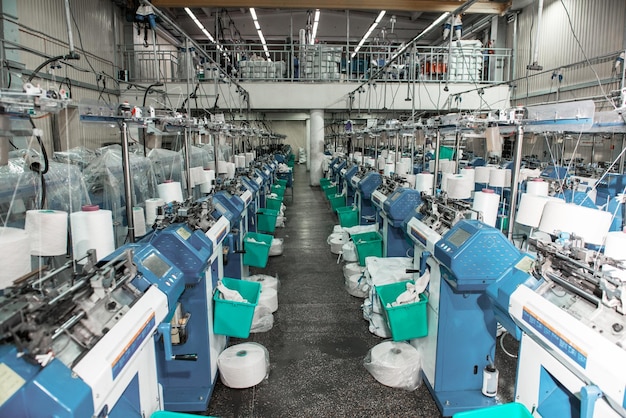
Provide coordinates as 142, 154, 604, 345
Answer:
383, 188, 422, 226
357, 172, 382, 199
435, 220, 523, 291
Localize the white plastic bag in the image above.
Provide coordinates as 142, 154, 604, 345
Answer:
250, 305, 274, 333
364, 341, 423, 391
341, 241, 358, 262
269, 238, 283, 256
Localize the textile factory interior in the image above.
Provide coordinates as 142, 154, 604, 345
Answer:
0, 0, 625, 417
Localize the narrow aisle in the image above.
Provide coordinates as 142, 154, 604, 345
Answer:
207, 164, 440, 418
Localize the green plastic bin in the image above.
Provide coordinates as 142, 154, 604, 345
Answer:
266, 195, 283, 211
257, 208, 279, 234
336, 206, 359, 227
243, 232, 274, 268
275, 178, 288, 188
352, 231, 383, 266
376, 280, 428, 341
271, 184, 286, 198
322, 184, 337, 199
213, 277, 261, 338
320, 178, 332, 187
329, 194, 346, 211
439, 145, 455, 160
452, 403, 532, 418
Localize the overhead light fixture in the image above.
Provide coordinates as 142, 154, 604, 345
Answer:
185, 7, 217, 43
388, 12, 450, 63
351, 10, 386, 58
310, 9, 320, 45
250, 8, 271, 60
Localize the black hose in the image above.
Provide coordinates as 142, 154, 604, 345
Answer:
29, 117, 49, 208
26, 52, 79, 84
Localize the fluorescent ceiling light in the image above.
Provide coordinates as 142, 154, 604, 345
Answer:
185, 7, 218, 44
351, 10, 385, 58
311, 9, 320, 45
250, 8, 271, 60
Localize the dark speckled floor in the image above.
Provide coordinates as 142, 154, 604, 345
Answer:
205, 164, 519, 418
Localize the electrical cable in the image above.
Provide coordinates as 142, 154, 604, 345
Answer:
28, 116, 49, 209
499, 332, 518, 358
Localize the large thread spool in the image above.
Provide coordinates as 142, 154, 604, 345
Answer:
539, 202, 612, 245
526, 178, 549, 196
488, 168, 506, 188
447, 175, 473, 199
415, 173, 434, 195
70, 205, 115, 262
201, 169, 215, 194
157, 180, 184, 203
24, 209, 68, 256
472, 189, 500, 227
145, 198, 165, 226
258, 287, 278, 313
133, 207, 147, 237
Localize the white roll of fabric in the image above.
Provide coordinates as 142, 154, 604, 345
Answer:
218, 343, 269, 389
383, 162, 395, 176
0, 227, 31, 289
269, 238, 283, 256
342, 241, 358, 262
472, 189, 500, 227
145, 198, 165, 226
415, 173, 434, 195
345, 273, 368, 298
250, 305, 274, 333
515, 194, 562, 228
395, 161, 407, 175
539, 202, 612, 245
364, 341, 422, 390
330, 236, 348, 254
201, 169, 216, 194
401, 157, 412, 169
258, 287, 278, 313
244, 274, 279, 291
526, 179, 549, 196
132, 207, 147, 237
474, 166, 491, 183
70, 206, 115, 262
157, 181, 184, 203
605, 231, 626, 260
245, 152, 255, 166
24, 210, 68, 256
447, 175, 473, 199
488, 168, 506, 188
344, 262, 365, 280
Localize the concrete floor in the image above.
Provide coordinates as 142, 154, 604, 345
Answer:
205, 164, 519, 418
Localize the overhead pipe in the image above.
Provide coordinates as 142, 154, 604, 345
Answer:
527, 0, 544, 71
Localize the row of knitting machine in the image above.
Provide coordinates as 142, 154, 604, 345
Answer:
0, 90, 294, 417
319, 100, 626, 417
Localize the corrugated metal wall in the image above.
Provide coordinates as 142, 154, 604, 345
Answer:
14, 0, 126, 150
512, 0, 626, 110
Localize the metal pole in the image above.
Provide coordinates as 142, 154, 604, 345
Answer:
433, 130, 441, 192
121, 122, 135, 243
455, 130, 461, 173
620, 134, 625, 174
183, 39, 193, 198
507, 123, 524, 240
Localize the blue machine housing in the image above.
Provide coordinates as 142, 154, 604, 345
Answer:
541, 165, 569, 180
468, 157, 486, 167
212, 191, 245, 229
0, 346, 94, 417
435, 220, 523, 292
596, 173, 626, 205
147, 224, 223, 411
383, 188, 422, 228
357, 171, 382, 223
343, 165, 358, 205
332, 159, 347, 186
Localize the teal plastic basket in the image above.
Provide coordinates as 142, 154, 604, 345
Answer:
266, 195, 283, 211
329, 194, 346, 211
243, 232, 274, 268
452, 403, 532, 418
352, 231, 383, 266
320, 178, 332, 187
275, 178, 288, 188
323, 184, 337, 198
257, 208, 279, 234
336, 206, 359, 227
376, 280, 428, 341
271, 184, 285, 198
213, 277, 261, 338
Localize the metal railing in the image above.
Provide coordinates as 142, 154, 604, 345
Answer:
119, 42, 512, 85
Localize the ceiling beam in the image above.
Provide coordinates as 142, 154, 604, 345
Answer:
153, 0, 511, 14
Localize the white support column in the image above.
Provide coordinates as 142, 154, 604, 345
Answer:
309, 109, 324, 186
306, 117, 311, 171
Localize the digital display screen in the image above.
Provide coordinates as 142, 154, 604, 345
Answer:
390, 192, 401, 201
142, 253, 170, 278
447, 228, 471, 248
215, 202, 227, 214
